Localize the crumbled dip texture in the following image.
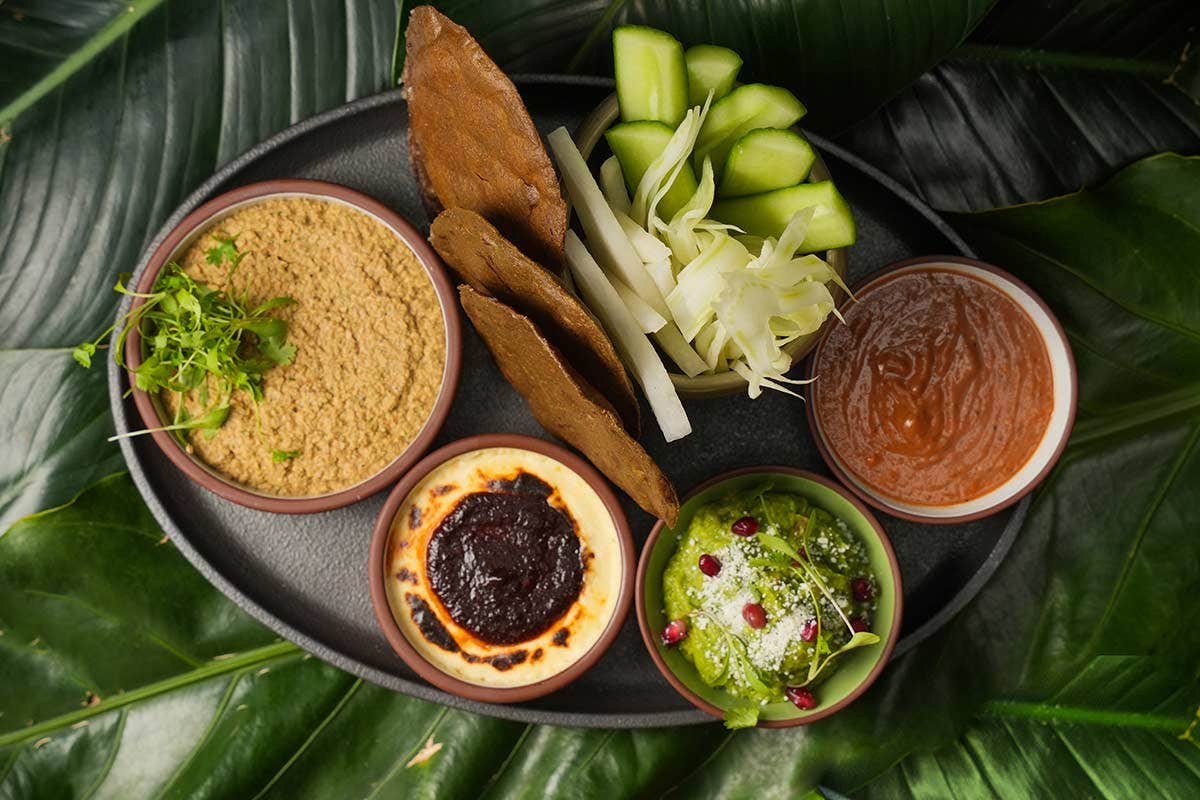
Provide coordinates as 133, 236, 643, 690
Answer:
663, 489, 878, 704
167, 197, 445, 496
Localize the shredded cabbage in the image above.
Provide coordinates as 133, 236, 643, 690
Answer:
563, 101, 844, 403
664, 156, 716, 265
630, 93, 712, 229
667, 233, 751, 340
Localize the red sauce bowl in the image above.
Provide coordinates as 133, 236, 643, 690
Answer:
806, 255, 1077, 524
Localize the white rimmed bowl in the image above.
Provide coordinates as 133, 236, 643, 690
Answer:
806, 255, 1076, 524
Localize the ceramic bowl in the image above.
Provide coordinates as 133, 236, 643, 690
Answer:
636, 466, 902, 727
369, 434, 635, 704
123, 179, 461, 513
806, 255, 1077, 524
573, 93, 850, 399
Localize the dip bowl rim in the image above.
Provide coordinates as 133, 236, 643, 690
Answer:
368, 433, 636, 704
804, 254, 1078, 525
635, 465, 904, 728
572, 92, 850, 400
122, 178, 463, 514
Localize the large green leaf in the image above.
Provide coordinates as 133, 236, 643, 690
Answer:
864, 656, 1200, 798
973, 0, 1197, 56
5, 155, 1200, 798
0, 0, 398, 530
397, 0, 996, 133
0, 355, 122, 529
0, 474, 527, 799
842, 1, 1200, 211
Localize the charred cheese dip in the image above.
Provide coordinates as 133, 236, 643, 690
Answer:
385, 447, 622, 688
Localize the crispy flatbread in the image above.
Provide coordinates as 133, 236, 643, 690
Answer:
402, 6, 568, 268
431, 208, 639, 432
459, 285, 678, 525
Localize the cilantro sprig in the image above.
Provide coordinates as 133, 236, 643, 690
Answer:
75, 236, 296, 449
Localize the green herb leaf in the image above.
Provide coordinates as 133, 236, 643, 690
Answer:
757, 532, 802, 561
251, 296, 297, 316
257, 338, 297, 367
205, 235, 240, 266
72, 342, 96, 368
723, 704, 760, 730
78, 254, 294, 449
803, 631, 881, 686
271, 449, 301, 463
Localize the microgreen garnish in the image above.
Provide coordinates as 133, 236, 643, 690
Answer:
205, 233, 245, 281
271, 449, 301, 463
723, 704, 760, 730
75, 238, 296, 451
756, 531, 880, 685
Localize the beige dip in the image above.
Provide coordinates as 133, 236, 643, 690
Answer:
169, 196, 445, 496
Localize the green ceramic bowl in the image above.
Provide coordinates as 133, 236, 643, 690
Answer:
636, 467, 903, 727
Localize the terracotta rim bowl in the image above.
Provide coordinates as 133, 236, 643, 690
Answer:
369, 434, 635, 704
573, 93, 850, 399
123, 179, 462, 514
805, 255, 1077, 525
636, 466, 903, 727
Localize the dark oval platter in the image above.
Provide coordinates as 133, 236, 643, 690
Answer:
109, 75, 1022, 728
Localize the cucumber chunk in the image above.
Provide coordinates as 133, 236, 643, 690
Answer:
718, 128, 816, 198
685, 44, 742, 107
614, 26, 689, 126
712, 181, 856, 252
605, 121, 700, 221
694, 84, 806, 174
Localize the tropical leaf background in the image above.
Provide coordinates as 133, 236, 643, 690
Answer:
1, 0, 1199, 796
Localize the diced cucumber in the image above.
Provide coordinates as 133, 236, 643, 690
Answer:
693, 84, 806, 174
718, 128, 816, 198
685, 44, 742, 107
605, 121, 700, 221
712, 181, 856, 252
614, 26, 689, 126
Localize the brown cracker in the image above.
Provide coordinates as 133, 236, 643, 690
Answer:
431, 208, 639, 433
459, 285, 678, 525
402, 6, 568, 269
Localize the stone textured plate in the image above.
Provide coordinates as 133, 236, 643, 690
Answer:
110, 76, 1024, 728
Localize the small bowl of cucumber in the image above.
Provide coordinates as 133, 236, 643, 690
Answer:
571, 26, 856, 399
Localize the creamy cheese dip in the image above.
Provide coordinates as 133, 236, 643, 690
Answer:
386, 447, 622, 688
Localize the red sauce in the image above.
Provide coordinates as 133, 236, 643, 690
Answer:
813, 268, 1053, 506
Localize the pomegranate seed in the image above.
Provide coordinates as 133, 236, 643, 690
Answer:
785, 686, 818, 710
800, 618, 818, 642
661, 619, 688, 646
742, 602, 767, 629
731, 516, 759, 537
698, 554, 721, 577
851, 577, 873, 602
850, 616, 870, 633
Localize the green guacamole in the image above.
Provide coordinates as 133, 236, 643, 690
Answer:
663, 487, 879, 721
